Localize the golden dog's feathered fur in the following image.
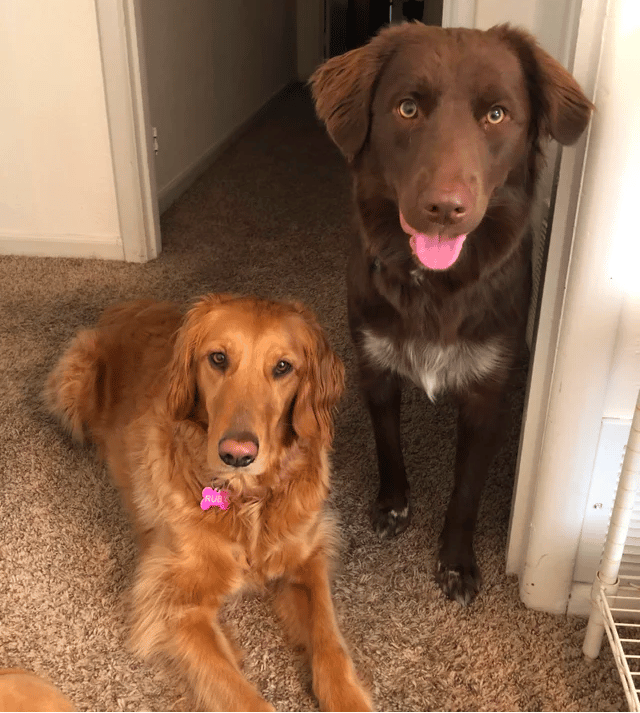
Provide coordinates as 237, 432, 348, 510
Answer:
45, 295, 371, 711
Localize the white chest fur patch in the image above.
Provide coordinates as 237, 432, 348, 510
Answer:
361, 329, 507, 401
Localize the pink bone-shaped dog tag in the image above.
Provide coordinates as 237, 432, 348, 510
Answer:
200, 487, 230, 511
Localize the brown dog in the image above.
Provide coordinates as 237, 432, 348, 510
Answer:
46, 295, 371, 711
311, 23, 592, 605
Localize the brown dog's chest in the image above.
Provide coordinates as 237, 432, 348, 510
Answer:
349, 240, 527, 399
360, 326, 508, 401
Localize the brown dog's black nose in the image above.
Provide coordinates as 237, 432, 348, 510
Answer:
218, 433, 259, 468
424, 187, 471, 226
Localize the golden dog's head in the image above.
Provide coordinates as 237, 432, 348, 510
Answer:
166, 294, 344, 486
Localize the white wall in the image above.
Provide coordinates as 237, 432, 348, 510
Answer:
139, 0, 297, 213
472, 0, 582, 64
0, 0, 122, 259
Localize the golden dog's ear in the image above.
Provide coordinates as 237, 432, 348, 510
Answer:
166, 323, 197, 421
495, 24, 593, 145
291, 308, 345, 446
166, 294, 230, 421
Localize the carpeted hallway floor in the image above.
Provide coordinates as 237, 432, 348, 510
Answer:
0, 84, 625, 711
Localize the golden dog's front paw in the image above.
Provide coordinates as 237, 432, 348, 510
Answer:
317, 677, 373, 712
333, 686, 372, 712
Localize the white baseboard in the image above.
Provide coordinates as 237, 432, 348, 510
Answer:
0, 233, 124, 260
157, 82, 296, 215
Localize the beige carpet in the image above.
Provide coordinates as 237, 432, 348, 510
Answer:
0, 84, 625, 711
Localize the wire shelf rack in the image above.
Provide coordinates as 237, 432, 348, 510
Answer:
597, 577, 640, 711
584, 390, 640, 711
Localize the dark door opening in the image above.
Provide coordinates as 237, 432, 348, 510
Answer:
325, 0, 443, 57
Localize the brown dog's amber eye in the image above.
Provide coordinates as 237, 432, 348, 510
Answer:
209, 351, 227, 369
273, 360, 292, 377
398, 99, 418, 119
486, 106, 506, 124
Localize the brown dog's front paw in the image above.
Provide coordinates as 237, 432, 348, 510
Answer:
435, 558, 481, 606
371, 496, 411, 539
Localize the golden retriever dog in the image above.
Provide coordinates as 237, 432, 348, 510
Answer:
45, 295, 371, 712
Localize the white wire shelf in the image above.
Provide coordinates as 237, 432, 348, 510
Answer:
598, 577, 640, 711
584, 391, 640, 710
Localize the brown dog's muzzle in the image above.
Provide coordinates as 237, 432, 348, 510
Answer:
401, 109, 488, 238
420, 183, 475, 229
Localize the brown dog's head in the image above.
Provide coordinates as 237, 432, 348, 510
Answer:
311, 23, 593, 271
166, 294, 344, 486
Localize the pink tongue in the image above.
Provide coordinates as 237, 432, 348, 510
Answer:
400, 213, 466, 270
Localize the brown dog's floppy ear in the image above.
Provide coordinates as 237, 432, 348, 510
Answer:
166, 294, 228, 421
496, 24, 594, 145
310, 35, 393, 162
291, 307, 345, 447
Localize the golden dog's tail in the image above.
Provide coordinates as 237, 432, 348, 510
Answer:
44, 328, 105, 443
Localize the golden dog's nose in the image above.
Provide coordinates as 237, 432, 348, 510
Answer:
218, 433, 259, 468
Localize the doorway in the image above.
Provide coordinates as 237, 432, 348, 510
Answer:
325, 0, 443, 57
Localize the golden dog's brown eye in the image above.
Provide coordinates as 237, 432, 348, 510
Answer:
486, 106, 506, 124
398, 99, 418, 119
209, 351, 227, 369
273, 360, 292, 377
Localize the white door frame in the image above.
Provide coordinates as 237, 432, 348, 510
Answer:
506, 0, 624, 614
94, 0, 160, 262
441, 0, 476, 27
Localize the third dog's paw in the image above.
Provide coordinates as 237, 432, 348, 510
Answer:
435, 559, 482, 606
371, 497, 411, 539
